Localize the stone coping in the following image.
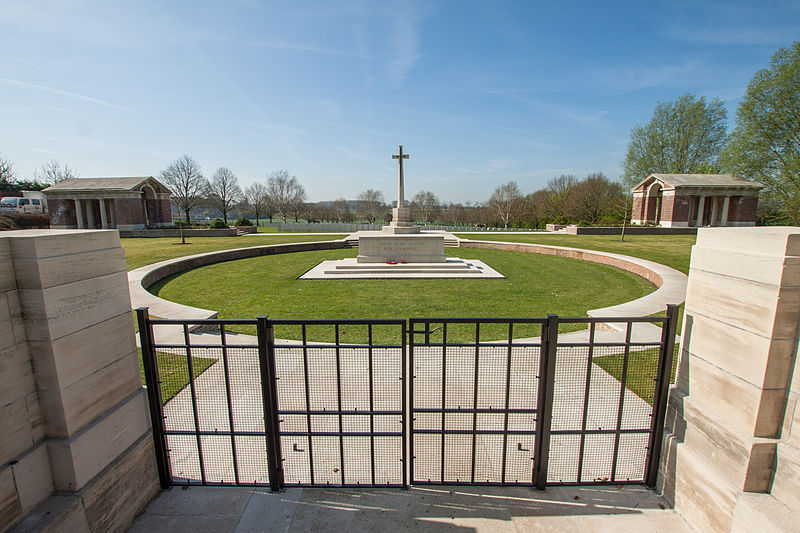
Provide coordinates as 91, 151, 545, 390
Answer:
128, 236, 687, 334
128, 240, 348, 322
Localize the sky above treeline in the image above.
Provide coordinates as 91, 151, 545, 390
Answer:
1, 1, 799, 203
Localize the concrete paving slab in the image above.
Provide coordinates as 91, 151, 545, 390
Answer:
129, 485, 693, 532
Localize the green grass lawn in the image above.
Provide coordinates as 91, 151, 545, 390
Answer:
137, 348, 216, 404
151, 246, 655, 342
593, 345, 680, 405
121, 234, 346, 270
454, 233, 696, 274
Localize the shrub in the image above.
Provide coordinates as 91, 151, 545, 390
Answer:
209, 218, 228, 229
234, 217, 252, 227
0, 214, 49, 230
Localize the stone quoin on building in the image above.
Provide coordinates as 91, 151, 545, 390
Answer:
43, 176, 173, 230
631, 174, 762, 228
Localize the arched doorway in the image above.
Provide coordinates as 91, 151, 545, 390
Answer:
644, 182, 663, 224
141, 184, 156, 227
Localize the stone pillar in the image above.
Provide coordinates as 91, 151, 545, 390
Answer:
74, 200, 84, 229
695, 196, 705, 227
721, 196, 730, 226
85, 200, 95, 229
0, 230, 160, 531
99, 199, 108, 229
710, 196, 720, 226
660, 227, 800, 532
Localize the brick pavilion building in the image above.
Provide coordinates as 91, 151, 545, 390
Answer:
630, 173, 762, 227
44, 177, 173, 230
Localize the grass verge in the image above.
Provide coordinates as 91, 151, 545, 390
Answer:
593, 345, 680, 405
137, 348, 216, 404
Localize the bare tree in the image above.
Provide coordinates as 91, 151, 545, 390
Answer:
267, 170, 305, 222
243, 182, 269, 226
35, 160, 78, 184
411, 190, 440, 223
565, 172, 624, 224
332, 197, 350, 222
543, 175, 577, 220
356, 189, 386, 223
207, 167, 242, 224
159, 155, 208, 225
0, 155, 14, 188
488, 181, 523, 229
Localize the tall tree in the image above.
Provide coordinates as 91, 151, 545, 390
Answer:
543, 175, 577, 221
159, 155, 208, 224
243, 182, 270, 226
0, 155, 14, 191
488, 181, 523, 229
565, 172, 624, 224
207, 167, 242, 224
411, 190, 440, 223
356, 189, 386, 223
722, 39, 800, 223
34, 160, 78, 184
266, 170, 305, 222
621, 93, 727, 189
332, 197, 350, 222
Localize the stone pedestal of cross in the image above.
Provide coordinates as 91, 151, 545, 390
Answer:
383, 145, 419, 234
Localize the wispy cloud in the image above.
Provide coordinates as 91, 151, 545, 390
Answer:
39, 103, 91, 120
386, 1, 423, 87
0, 78, 139, 114
30, 147, 70, 157
314, 99, 342, 117
0, 57, 42, 70
590, 59, 706, 94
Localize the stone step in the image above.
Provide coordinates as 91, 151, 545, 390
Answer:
732, 493, 795, 533
770, 443, 800, 510
325, 266, 483, 275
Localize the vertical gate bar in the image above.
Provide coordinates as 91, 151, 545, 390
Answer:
533, 315, 558, 489
471, 322, 480, 484
400, 320, 408, 488
256, 316, 284, 491
408, 320, 416, 484
610, 321, 633, 482
301, 324, 314, 485
136, 308, 171, 488
368, 324, 375, 486
440, 322, 447, 483
576, 322, 596, 483
183, 323, 206, 485
645, 304, 680, 487
501, 322, 513, 484
219, 326, 239, 484
335, 324, 345, 485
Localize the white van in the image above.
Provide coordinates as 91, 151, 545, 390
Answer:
0, 195, 46, 214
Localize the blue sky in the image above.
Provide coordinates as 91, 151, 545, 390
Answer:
1, 1, 798, 203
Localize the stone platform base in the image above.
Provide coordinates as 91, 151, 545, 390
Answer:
357, 231, 445, 263
299, 257, 505, 279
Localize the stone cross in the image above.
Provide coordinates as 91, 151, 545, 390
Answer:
392, 145, 409, 208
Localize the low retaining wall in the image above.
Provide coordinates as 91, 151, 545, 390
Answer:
119, 226, 258, 238
129, 240, 349, 325
460, 240, 664, 287
565, 226, 698, 235
459, 240, 688, 329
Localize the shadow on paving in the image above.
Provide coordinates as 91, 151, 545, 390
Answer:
129, 484, 685, 532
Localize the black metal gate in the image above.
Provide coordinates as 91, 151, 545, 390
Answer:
138, 306, 677, 491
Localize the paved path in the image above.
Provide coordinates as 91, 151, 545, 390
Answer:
129, 484, 693, 532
